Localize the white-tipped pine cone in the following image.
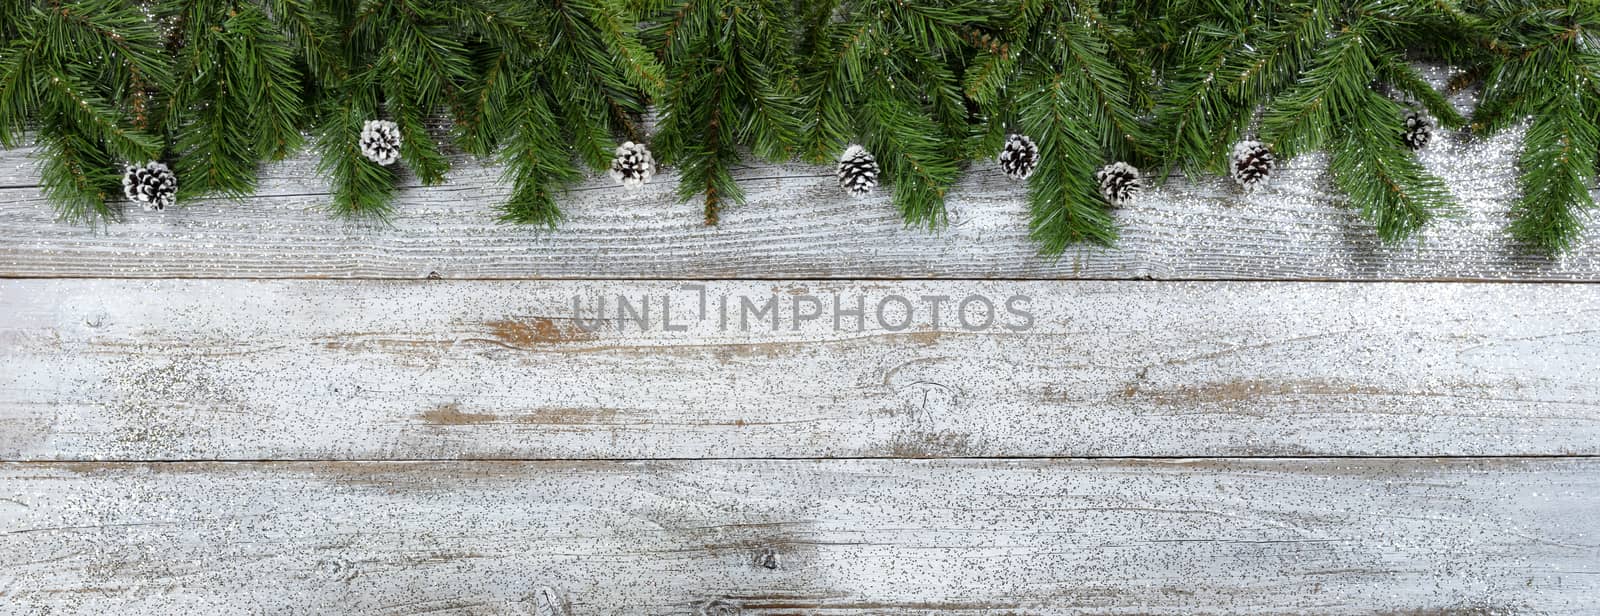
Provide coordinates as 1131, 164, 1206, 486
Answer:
359, 119, 402, 166
1231, 140, 1275, 192
998, 133, 1039, 180
608, 141, 655, 189
1095, 162, 1141, 207
122, 161, 176, 211
1403, 112, 1432, 151
837, 144, 879, 197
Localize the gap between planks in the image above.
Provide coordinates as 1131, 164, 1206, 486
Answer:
7, 275, 1600, 283
7, 455, 1600, 465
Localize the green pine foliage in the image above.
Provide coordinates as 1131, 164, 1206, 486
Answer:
0, 0, 170, 221
644, 0, 803, 225
308, 0, 473, 217
800, 0, 1002, 227
451, 0, 663, 226
1468, 1, 1600, 254
163, 0, 304, 200
969, 1, 1150, 252
1157, 0, 1469, 244
0, 1, 1597, 255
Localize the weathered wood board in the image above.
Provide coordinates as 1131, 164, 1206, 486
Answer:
5, 66, 1599, 616
4, 279, 1597, 461
2, 458, 1597, 615
2, 122, 1598, 281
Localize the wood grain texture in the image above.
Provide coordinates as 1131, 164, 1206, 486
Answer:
2, 458, 1597, 615
2, 119, 1598, 281
4, 279, 1597, 461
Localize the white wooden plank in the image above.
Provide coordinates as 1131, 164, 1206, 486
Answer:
1, 458, 1596, 615
3, 279, 1596, 460
2, 110, 1598, 280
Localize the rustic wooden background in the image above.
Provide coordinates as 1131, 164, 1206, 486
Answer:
3, 100, 1600, 615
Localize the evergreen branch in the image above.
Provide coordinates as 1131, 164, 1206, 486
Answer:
650, 0, 801, 224
560, 94, 616, 171
546, 0, 653, 170
168, 2, 305, 200
963, 46, 1015, 105
907, 51, 972, 157
315, 87, 395, 217
1261, 27, 1372, 160
1067, 0, 1153, 110
580, 0, 667, 96
43, 1, 172, 94
391, 87, 452, 185
1508, 92, 1598, 254
858, 86, 960, 228
1018, 67, 1116, 254
1376, 53, 1465, 128
1226, 0, 1336, 101
172, 69, 256, 200
456, 48, 513, 158
1055, 18, 1144, 160
1328, 114, 1454, 243
228, 5, 304, 161
798, 19, 872, 161
1469, 64, 1532, 136
37, 69, 161, 162
1154, 23, 1250, 176
262, 0, 345, 82
497, 86, 582, 226
35, 119, 121, 222
0, 35, 41, 148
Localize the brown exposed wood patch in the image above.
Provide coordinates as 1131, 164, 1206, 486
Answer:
519, 407, 622, 425
486, 318, 597, 346
419, 403, 499, 426
1131, 378, 1398, 405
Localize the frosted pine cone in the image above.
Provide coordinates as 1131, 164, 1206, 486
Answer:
1231, 141, 1275, 192
359, 119, 402, 166
1095, 162, 1141, 207
608, 141, 655, 189
998, 133, 1039, 180
122, 161, 176, 211
1403, 112, 1431, 151
837, 144, 879, 197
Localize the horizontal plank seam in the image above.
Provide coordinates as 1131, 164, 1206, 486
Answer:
7, 455, 1599, 464
3, 275, 1598, 284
